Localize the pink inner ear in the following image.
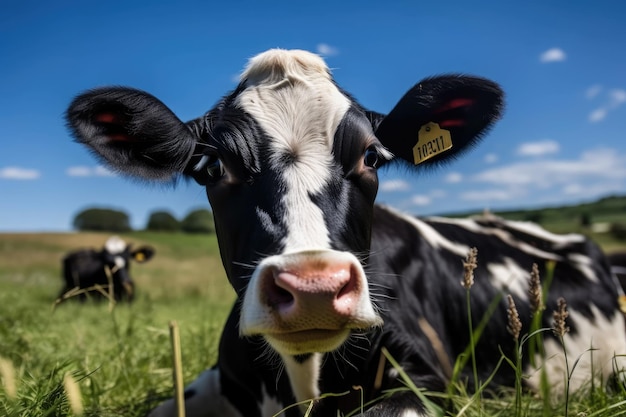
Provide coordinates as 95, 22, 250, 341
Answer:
94, 113, 131, 141
434, 98, 475, 113
94, 113, 118, 124
439, 119, 466, 128
433, 98, 475, 129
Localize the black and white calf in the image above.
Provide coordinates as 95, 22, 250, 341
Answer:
66, 50, 626, 416
59, 236, 155, 302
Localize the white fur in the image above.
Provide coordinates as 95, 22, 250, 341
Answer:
567, 252, 598, 282
259, 384, 284, 417
427, 215, 563, 261
235, 50, 370, 405
282, 353, 323, 405
431, 216, 601, 282
387, 209, 470, 257
495, 218, 585, 247
401, 410, 429, 417
147, 369, 242, 417
236, 49, 351, 253
525, 305, 626, 395
487, 258, 530, 300
112, 255, 126, 270
104, 236, 126, 254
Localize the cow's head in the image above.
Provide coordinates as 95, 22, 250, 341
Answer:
67, 49, 503, 357
101, 236, 155, 298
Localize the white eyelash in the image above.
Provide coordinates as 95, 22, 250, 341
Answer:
193, 155, 209, 172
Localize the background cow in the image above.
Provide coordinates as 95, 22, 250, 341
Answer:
66, 49, 626, 416
58, 236, 155, 302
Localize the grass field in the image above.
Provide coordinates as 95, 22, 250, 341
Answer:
0, 231, 233, 417
1, 228, 626, 416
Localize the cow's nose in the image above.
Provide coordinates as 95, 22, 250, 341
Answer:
260, 259, 360, 321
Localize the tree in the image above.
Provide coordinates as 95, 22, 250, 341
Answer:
580, 212, 592, 228
610, 223, 626, 241
523, 211, 543, 224
181, 209, 215, 234
73, 208, 131, 232
146, 210, 180, 231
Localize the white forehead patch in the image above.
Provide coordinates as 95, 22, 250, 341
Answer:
237, 49, 352, 252
104, 236, 126, 254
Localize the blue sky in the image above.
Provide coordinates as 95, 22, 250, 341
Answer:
1, 0, 625, 231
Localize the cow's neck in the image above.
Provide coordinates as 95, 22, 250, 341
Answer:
281, 353, 322, 405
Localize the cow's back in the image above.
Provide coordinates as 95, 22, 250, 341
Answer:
370, 205, 626, 392
63, 249, 103, 280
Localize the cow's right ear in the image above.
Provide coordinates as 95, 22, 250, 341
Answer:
371, 75, 504, 168
131, 246, 155, 263
66, 87, 198, 181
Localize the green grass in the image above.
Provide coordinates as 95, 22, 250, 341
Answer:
1, 230, 626, 416
0, 231, 233, 416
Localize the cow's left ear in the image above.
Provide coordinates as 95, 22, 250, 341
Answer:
66, 87, 198, 181
371, 75, 504, 167
131, 246, 155, 263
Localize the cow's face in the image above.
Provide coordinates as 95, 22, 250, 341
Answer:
66, 49, 503, 356
101, 236, 155, 297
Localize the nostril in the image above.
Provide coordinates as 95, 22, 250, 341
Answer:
261, 269, 296, 309
336, 266, 359, 301
267, 283, 294, 308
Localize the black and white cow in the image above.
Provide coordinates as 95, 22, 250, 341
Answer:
59, 236, 155, 302
66, 50, 626, 416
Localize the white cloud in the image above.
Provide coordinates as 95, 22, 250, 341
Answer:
484, 153, 498, 164
585, 85, 603, 99
456, 148, 626, 208
609, 89, 626, 107
516, 140, 560, 157
380, 179, 410, 192
430, 190, 447, 199
473, 148, 626, 187
411, 195, 431, 206
589, 108, 607, 123
461, 188, 523, 202
562, 181, 624, 197
445, 172, 463, 183
66, 166, 115, 177
316, 43, 339, 57
540, 48, 566, 63
587, 87, 626, 123
0, 167, 40, 180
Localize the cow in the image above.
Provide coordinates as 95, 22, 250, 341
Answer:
65, 49, 626, 416
58, 236, 155, 302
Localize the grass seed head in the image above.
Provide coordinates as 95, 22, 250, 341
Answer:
0, 357, 16, 400
63, 372, 84, 416
528, 263, 544, 316
552, 297, 570, 338
506, 294, 522, 342
462, 247, 478, 289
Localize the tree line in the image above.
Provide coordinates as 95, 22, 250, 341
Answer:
73, 208, 215, 233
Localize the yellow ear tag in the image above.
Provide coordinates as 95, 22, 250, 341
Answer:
413, 122, 453, 165
619, 295, 626, 315
135, 252, 145, 262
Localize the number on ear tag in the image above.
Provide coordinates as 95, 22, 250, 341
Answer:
413, 122, 453, 165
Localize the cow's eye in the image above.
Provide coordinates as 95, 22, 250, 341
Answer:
364, 147, 380, 168
205, 154, 225, 180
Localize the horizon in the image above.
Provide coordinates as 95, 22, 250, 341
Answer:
2, 1, 625, 231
